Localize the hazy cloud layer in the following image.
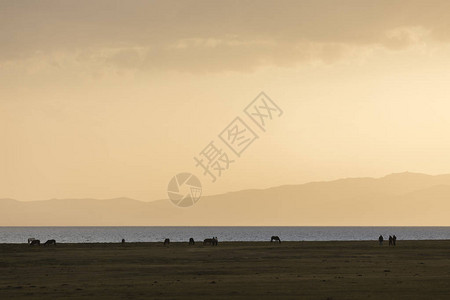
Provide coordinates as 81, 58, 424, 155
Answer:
1, 0, 450, 72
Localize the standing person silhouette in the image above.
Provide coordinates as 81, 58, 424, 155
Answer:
389, 235, 393, 246
393, 235, 397, 246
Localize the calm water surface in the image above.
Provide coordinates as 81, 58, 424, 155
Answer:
0, 227, 449, 243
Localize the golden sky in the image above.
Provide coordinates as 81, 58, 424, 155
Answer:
2, 0, 450, 202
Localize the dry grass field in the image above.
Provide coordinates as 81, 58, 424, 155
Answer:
0, 241, 449, 299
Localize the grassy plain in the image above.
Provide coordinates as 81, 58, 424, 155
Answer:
0, 241, 449, 299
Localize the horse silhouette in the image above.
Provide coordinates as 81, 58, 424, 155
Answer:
27, 238, 36, 244
30, 239, 40, 246
203, 238, 214, 245
189, 238, 195, 245
164, 238, 170, 245
44, 239, 56, 246
271, 236, 281, 243
203, 237, 218, 246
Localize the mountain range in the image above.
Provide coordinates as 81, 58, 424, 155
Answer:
1, 172, 449, 226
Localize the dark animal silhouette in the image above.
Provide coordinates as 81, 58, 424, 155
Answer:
203, 237, 218, 246
44, 239, 56, 246
164, 238, 170, 245
30, 239, 40, 246
378, 235, 384, 246
121, 239, 125, 244
203, 238, 213, 245
393, 235, 397, 246
27, 238, 36, 244
389, 235, 393, 246
271, 236, 281, 243
189, 238, 195, 245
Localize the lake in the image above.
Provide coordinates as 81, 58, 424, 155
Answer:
1, 226, 449, 243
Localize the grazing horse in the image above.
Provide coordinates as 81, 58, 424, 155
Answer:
203, 237, 218, 246
189, 238, 195, 245
28, 238, 36, 244
30, 239, 40, 246
271, 236, 281, 243
44, 239, 56, 246
164, 238, 170, 245
203, 238, 214, 245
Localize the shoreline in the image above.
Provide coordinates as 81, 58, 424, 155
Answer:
1, 239, 450, 245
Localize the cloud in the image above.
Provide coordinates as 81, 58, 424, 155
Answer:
1, 0, 449, 73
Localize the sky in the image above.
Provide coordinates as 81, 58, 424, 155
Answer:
2, 0, 450, 202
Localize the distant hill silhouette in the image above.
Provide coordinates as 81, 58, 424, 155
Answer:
1, 172, 449, 226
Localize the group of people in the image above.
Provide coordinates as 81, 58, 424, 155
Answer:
378, 235, 397, 246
